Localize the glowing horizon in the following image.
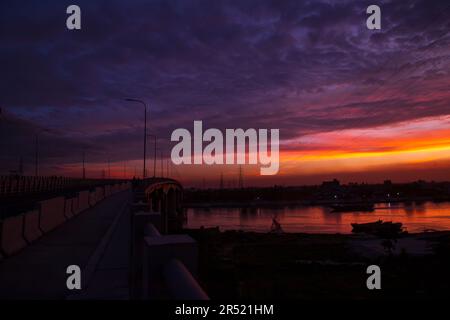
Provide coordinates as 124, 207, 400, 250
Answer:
1, 0, 449, 187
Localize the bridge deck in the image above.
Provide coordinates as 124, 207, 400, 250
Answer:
0, 190, 131, 299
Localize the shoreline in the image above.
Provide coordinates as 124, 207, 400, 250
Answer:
183, 197, 450, 208
184, 228, 450, 299
184, 227, 450, 237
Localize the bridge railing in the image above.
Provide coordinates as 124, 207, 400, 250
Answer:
130, 182, 209, 300
163, 258, 209, 300
144, 221, 208, 300
0, 181, 132, 258
0, 175, 128, 198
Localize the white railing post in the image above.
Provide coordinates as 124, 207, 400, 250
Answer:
163, 259, 209, 300
143, 234, 198, 299
130, 208, 162, 299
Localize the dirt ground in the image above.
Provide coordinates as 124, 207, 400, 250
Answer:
184, 228, 450, 299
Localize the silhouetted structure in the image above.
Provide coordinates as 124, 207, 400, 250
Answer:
238, 166, 244, 189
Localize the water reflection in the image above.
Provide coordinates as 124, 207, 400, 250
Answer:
184, 202, 450, 233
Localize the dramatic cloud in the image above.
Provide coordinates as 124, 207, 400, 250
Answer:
0, 0, 449, 184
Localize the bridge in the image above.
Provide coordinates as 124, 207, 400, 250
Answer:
0, 176, 208, 300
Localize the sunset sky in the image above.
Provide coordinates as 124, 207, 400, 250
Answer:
0, 0, 449, 186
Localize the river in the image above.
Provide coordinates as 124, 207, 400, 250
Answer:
184, 201, 450, 233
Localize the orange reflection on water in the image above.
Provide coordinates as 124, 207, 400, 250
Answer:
185, 202, 450, 233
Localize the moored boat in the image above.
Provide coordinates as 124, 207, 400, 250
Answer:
351, 220, 404, 236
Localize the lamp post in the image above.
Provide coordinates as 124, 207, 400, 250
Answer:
155, 148, 164, 178
160, 150, 163, 178
125, 98, 148, 179
82, 149, 86, 179
147, 134, 157, 178
35, 134, 38, 176
108, 158, 111, 179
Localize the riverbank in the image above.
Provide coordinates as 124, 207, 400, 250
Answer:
183, 197, 450, 208
184, 228, 450, 299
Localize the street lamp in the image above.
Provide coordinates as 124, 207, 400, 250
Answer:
147, 134, 157, 178
155, 148, 164, 178
82, 149, 86, 179
124, 98, 148, 179
160, 150, 163, 178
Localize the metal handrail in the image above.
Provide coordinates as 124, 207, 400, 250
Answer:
163, 258, 209, 300
144, 223, 161, 237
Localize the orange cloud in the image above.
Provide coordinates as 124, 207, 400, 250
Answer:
281, 115, 450, 176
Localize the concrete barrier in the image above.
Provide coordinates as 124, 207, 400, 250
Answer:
105, 185, 111, 197
71, 196, 80, 215
89, 191, 97, 207
0, 214, 27, 256
143, 234, 198, 299
95, 186, 105, 202
23, 210, 43, 243
64, 198, 75, 219
164, 259, 209, 300
39, 197, 66, 233
78, 190, 90, 213
130, 211, 162, 298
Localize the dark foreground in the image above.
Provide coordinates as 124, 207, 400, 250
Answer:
185, 228, 450, 299
0, 191, 131, 299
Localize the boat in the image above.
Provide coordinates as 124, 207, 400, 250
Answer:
351, 220, 404, 236
331, 203, 374, 212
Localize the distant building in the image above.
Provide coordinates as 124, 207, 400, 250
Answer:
320, 179, 342, 199
321, 179, 340, 189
